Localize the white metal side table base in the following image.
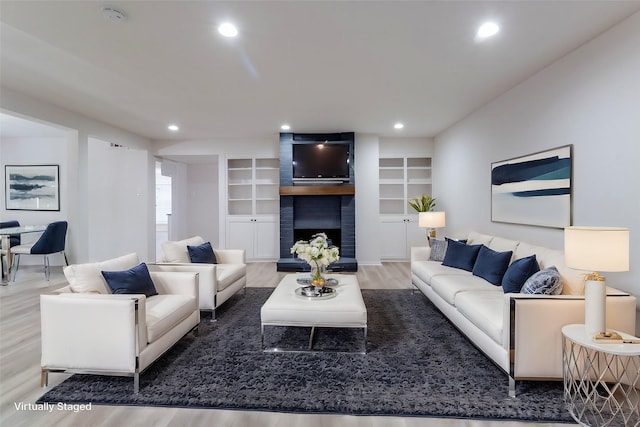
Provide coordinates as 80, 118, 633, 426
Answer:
562, 324, 640, 426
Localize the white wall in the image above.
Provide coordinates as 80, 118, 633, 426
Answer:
88, 138, 149, 260
167, 161, 189, 241
354, 134, 380, 265
0, 135, 74, 265
434, 13, 640, 325
154, 138, 278, 158
1, 88, 155, 263
379, 136, 434, 159
155, 137, 278, 249
186, 162, 219, 245
354, 135, 434, 264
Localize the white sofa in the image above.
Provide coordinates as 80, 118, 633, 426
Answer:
411, 231, 637, 397
41, 254, 200, 393
149, 236, 247, 322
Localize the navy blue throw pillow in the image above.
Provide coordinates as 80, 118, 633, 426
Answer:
501, 255, 540, 293
441, 239, 482, 272
472, 245, 513, 286
187, 241, 217, 264
102, 263, 158, 297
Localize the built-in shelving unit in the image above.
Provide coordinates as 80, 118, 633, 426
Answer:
379, 157, 432, 215
379, 156, 432, 260
227, 158, 279, 215
226, 157, 279, 260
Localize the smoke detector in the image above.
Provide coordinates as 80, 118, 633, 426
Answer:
101, 7, 126, 23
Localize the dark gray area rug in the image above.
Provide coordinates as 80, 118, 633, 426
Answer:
38, 288, 573, 422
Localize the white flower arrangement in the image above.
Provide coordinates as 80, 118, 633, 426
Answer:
290, 233, 340, 283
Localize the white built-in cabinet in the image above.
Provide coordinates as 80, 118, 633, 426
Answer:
227, 216, 279, 260
378, 156, 432, 260
225, 157, 279, 260
379, 216, 428, 259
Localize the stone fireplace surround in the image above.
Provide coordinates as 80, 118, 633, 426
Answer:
276, 132, 358, 272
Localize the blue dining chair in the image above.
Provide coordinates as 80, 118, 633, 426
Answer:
0, 220, 21, 248
10, 221, 68, 282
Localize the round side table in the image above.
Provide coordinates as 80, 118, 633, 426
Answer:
562, 324, 640, 426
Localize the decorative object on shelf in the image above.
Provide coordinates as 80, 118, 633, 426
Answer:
564, 226, 630, 338
5, 165, 60, 211
491, 145, 572, 228
408, 194, 436, 213
419, 211, 446, 240
290, 232, 340, 288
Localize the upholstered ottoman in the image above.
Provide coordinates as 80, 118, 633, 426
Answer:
260, 274, 367, 353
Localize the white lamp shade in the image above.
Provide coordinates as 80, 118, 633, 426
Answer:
419, 211, 446, 228
564, 226, 629, 272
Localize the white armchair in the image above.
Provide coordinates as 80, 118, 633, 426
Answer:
40, 270, 200, 393
149, 237, 247, 322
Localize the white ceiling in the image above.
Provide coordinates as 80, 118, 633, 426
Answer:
1, 1, 639, 141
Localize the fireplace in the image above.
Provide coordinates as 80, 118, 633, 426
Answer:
294, 228, 341, 249
277, 132, 357, 272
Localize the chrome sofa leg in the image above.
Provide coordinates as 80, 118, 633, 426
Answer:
363, 326, 368, 354
211, 294, 218, 322
134, 372, 140, 394
41, 369, 49, 387
509, 376, 516, 398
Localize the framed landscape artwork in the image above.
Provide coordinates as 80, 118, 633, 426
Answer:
5, 165, 60, 211
491, 145, 572, 228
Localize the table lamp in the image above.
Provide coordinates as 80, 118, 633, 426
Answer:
564, 226, 629, 338
419, 211, 446, 241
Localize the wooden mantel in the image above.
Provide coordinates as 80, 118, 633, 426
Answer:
279, 185, 355, 196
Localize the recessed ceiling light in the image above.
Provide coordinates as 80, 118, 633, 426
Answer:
476, 22, 500, 39
218, 22, 238, 38
168, 124, 179, 132
281, 124, 291, 131
394, 123, 404, 130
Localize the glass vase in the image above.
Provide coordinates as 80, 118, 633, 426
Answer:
310, 264, 326, 287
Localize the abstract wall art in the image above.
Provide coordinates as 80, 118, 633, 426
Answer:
491, 145, 572, 228
5, 165, 60, 211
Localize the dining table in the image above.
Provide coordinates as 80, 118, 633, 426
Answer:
0, 225, 47, 285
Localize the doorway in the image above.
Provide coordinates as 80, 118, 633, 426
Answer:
155, 160, 172, 258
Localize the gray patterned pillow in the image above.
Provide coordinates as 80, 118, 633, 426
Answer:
521, 266, 563, 295
428, 239, 447, 262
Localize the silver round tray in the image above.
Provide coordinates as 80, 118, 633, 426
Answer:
296, 277, 339, 286
295, 285, 337, 300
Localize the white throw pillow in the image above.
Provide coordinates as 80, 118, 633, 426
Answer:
66, 253, 140, 294
161, 236, 205, 263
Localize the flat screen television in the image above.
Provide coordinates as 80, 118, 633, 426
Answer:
292, 143, 350, 180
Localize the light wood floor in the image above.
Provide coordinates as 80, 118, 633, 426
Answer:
0, 263, 573, 427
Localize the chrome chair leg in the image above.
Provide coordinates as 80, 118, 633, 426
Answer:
10, 253, 20, 282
